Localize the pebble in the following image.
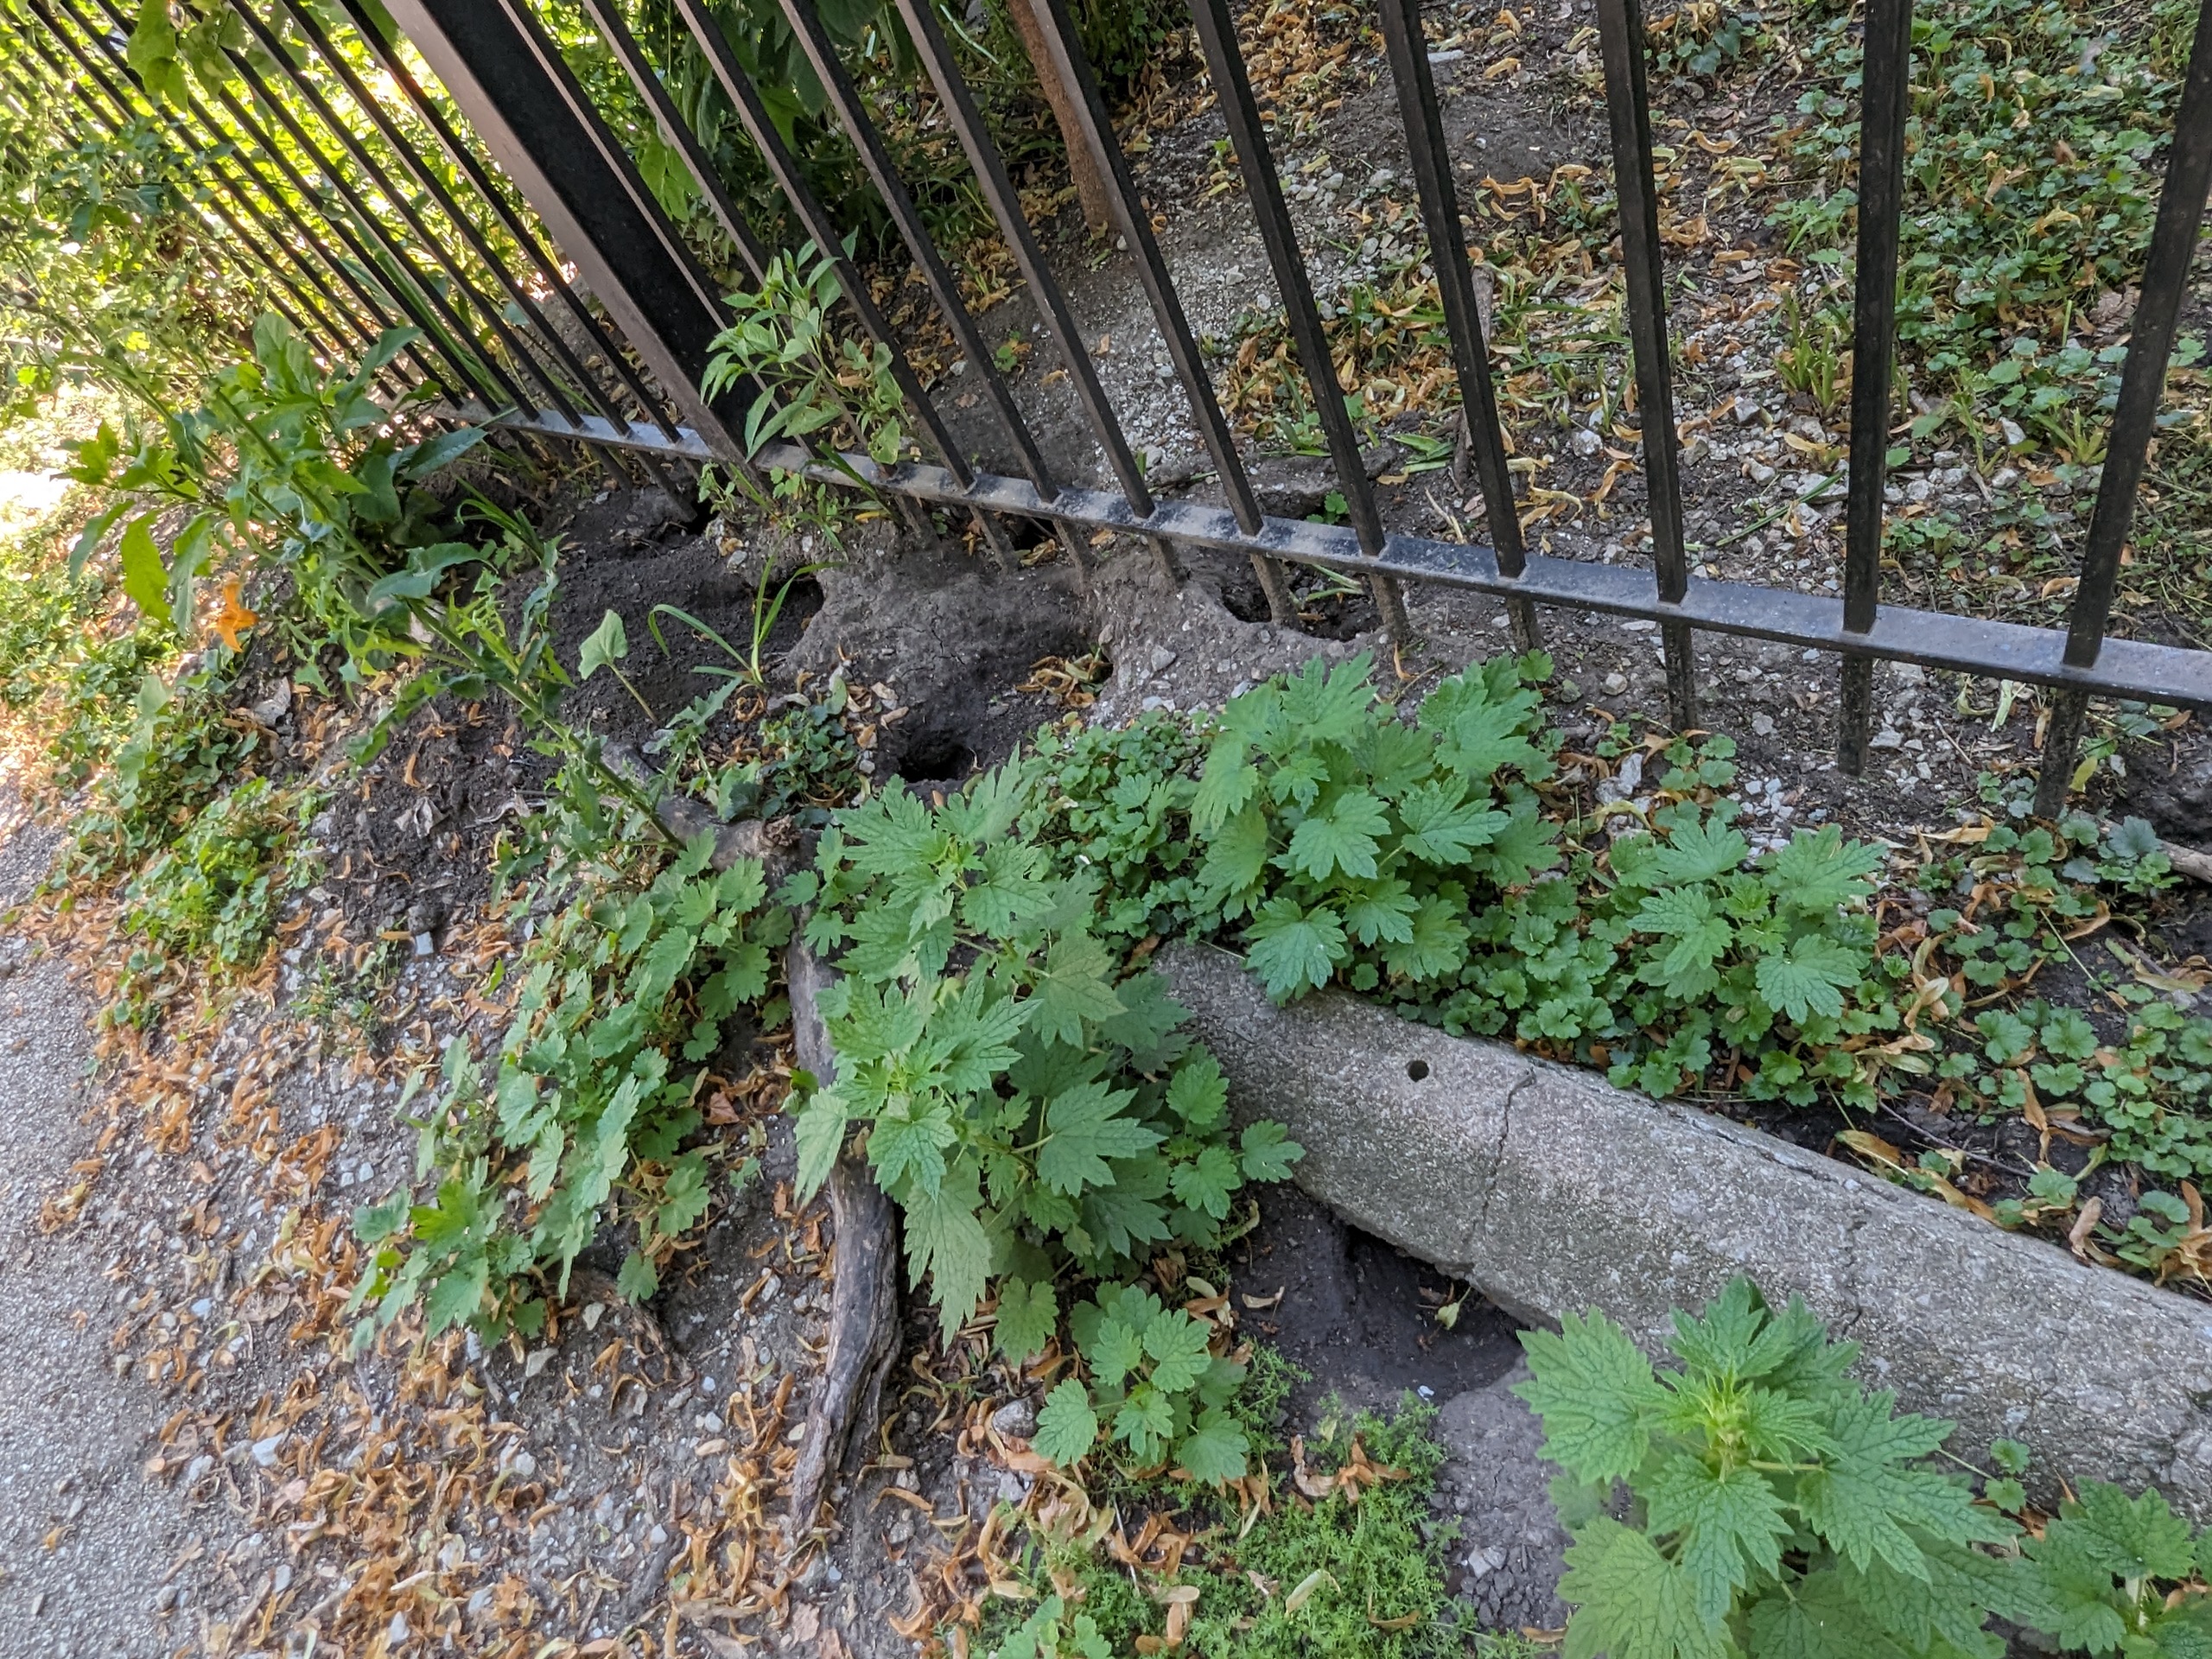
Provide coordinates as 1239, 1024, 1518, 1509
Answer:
1602, 672, 1629, 694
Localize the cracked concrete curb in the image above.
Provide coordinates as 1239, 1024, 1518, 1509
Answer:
1155, 941, 2212, 1515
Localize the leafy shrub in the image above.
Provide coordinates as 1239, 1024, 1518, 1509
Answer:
790, 766, 1302, 1334
1521, 1275, 2212, 1657
351, 837, 790, 1339
1029, 1281, 1250, 1483
110, 774, 320, 1027
1519, 1277, 2037, 1658
1032, 653, 1897, 1104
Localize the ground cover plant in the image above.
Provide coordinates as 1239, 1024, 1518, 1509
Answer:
1520, 1275, 2212, 1658
980, 1349, 1498, 1659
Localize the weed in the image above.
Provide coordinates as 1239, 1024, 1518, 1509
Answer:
790, 766, 1302, 1333
351, 835, 791, 1339
1029, 1281, 1251, 1481
984, 1375, 1472, 1659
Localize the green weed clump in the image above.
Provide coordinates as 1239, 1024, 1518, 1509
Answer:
1522, 1276, 2212, 1659
789, 766, 1303, 1335
109, 774, 321, 1029
1032, 652, 1899, 1105
350, 835, 791, 1342
988, 1370, 1475, 1659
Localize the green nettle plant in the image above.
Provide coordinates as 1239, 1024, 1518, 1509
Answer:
1028, 1281, 1251, 1484
351, 839, 790, 1340
1030, 655, 1897, 1104
788, 766, 1303, 1335
1522, 1278, 2212, 1658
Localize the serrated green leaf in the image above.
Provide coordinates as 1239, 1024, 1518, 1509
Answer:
616, 1249, 659, 1301
901, 1159, 991, 1332
1796, 1390, 1992, 1576
1112, 1384, 1176, 1459
1170, 1144, 1242, 1219
1285, 787, 1389, 880
1768, 824, 1886, 912
1516, 1311, 1669, 1484
1745, 1568, 1914, 1659
1033, 1380, 1098, 1466
1166, 1053, 1229, 1130
1754, 933, 1866, 1025
994, 1275, 1058, 1366
1243, 898, 1345, 999
117, 514, 171, 626
1646, 1454, 1791, 1624
1027, 931, 1124, 1047
1141, 1307, 1214, 1393
423, 1254, 489, 1334
1238, 1121, 1302, 1182
1175, 1408, 1249, 1485
1560, 1515, 1729, 1659
1038, 1080, 1160, 1196
793, 1090, 849, 1203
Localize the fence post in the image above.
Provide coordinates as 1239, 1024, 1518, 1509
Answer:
378, 0, 752, 460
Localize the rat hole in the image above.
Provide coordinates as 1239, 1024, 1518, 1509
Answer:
892, 729, 978, 786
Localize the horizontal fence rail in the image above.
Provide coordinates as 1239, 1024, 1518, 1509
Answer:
7, 0, 2211, 815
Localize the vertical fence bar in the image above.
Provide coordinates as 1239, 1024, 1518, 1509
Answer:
329, 0, 691, 447
46, 0, 471, 402
266, 1, 668, 493
1837, 0, 1915, 775
1593, 0, 1694, 727
1026, 0, 1294, 613
272, 0, 682, 495
1186, 0, 1410, 642
2037, 0, 2212, 816
224, 6, 584, 427
569, 0, 772, 281
664, 0, 976, 493
1377, 0, 1534, 651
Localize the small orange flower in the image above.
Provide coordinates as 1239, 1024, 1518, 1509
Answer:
212, 576, 257, 652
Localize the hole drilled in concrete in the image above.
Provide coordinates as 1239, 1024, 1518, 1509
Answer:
1407, 1058, 1431, 1081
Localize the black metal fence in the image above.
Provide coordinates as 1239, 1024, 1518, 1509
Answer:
10, 0, 2212, 814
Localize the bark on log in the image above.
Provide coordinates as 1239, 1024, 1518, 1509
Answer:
783, 938, 900, 1540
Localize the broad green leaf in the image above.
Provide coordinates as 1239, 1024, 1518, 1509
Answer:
1141, 1307, 1214, 1393
1285, 787, 1389, 880
657, 1154, 712, 1236
792, 1092, 848, 1203
1768, 824, 1886, 912
1037, 1080, 1160, 1196
1243, 898, 1345, 999
1754, 934, 1867, 1025
2050, 1481, 2198, 1583
1238, 1121, 1302, 1182
1795, 1390, 1991, 1577
902, 1159, 991, 1332
353, 1193, 410, 1244
1170, 1144, 1241, 1219
1112, 1384, 1176, 1459
1033, 1380, 1098, 1466
994, 1276, 1058, 1366
1175, 1408, 1250, 1485
872, 1100, 959, 1197
423, 1255, 489, 1334
1027, 931, 1124, 1047
1166, 1053, 1229, 1130
579, 609, 629, 679
1645, 1453, 1791, 1624
117, 514, 170, 626
1559, 1515, 1729, 1659
616, 1249, 659, 1301
1516, 1310, 1669, 1484
1745, 1568, 1913, 1659
1649, 817, 1751, 887
1395, 781, 1509, 866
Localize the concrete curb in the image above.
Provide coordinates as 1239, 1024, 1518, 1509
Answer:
1156, 941, 2212, 1514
